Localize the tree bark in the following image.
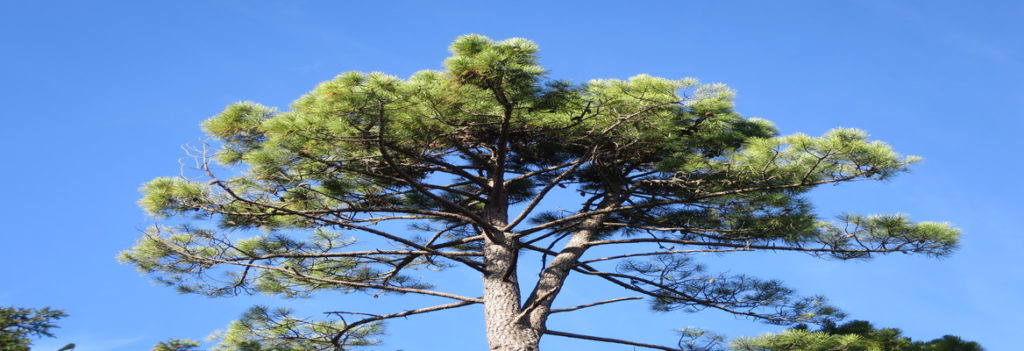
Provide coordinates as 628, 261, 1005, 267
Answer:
482, 169, 541, 350
483, 241, 541, 350
522, 193, 620, 331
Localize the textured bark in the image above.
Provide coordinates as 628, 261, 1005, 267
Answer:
482, 167, 541, 350
522, 195, 620, 330
483, 242, 541, 350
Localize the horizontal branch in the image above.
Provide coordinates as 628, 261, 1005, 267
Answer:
578, 248, 752, 264
550, 296, 643, 314
330, 300, 479, 347
521, 243, 812, 323
339, 222, 486, 271
545, 329, 680, 351
602, 222, 753, 234
205, 176, 487, 272
519, 176, 866, 237
569, 265, 813, 323
234, 250, 482, 261
156, 235, 482, 303
504, 160, 578, 184
585, 237, 912, 256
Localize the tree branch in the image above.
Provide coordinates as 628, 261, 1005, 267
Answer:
154, 234, 483, 303
504, 157, 587, 231
578, 248, 752, 264
374, 110, 499, 237
519, 175, 873, 237
329, 300, 479, 347
549, 296, 644, 314
545, 329, 680, 351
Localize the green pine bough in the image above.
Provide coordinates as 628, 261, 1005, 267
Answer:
730, 320, 983, 351
121, 35, 964, 351
0, 306, 67, 351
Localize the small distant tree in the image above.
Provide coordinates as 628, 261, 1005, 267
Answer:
0, 306, 67, 351
151, 338, 201, 351
731, 320, 984, 350
121, 35, 961, 351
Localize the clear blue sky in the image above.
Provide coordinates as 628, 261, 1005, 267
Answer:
1, 1, 1021, 350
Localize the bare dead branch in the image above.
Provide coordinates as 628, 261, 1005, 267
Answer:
549, 296, 644, 314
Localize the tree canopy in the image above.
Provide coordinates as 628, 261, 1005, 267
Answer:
121, 34, 961, 351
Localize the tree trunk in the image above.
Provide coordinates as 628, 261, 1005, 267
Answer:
481, 174, 541, 350
483, 242, 541, 350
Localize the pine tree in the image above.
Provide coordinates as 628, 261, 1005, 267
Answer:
730, 320, 984, 351
152, 339, 202, 351
0, 306, 67, 351
121, 35, 961, 351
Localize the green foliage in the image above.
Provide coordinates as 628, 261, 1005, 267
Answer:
678, 327, 727, 351
0, 306, 67, 351
731, 320, 984, 351
203, 102, 275, 164
118, 227, 390, 298
734, 329, 878, 351
139, 177, 210, 217
152, 338, 201, 351
210, 306, 381, 351
125, 34, 964, 350
818, 214, 960, 259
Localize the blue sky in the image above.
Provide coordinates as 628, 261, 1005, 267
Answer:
1, 1, 1021, 350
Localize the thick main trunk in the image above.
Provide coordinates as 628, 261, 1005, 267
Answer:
482, 179, 541, 350
483, 242, 541, 350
